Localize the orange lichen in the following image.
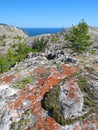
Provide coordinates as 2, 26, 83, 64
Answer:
69, 87, 75, 98
36, 117, 45, 129
82, 120, 90, 125
64, 79, 80, 100
0, 75, 16, 83
5, 64, 98, 130
35, 67, 47, 74
31, 102, 42, 115
44, 117, 60, 130
80, 116, 98, 130
73, 126, 81, 130
62, 64, 78, 76
40, 73, 61, 97
8, 101, 16, 109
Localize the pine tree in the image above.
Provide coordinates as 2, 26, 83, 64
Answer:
65, 20, 91, 53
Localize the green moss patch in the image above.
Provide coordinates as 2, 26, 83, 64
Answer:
14, 76, 33, 89
42, 84, 66, 125
77, 75, 97, 112
42, 82, 93, 126
10, 109, 32, 130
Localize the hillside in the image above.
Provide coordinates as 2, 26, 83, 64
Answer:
0, 24, 28, 37
0, 24, 28, 55
0, 23, 98, 130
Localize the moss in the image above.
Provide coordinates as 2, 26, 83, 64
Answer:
25, 109, 31, 115
77, 75, 95, 99
52, 109, 66, 125
77, 74, 97, 116
42, 84, 66, 125
40, 71, 50, 79
42, 74, 97, 126
14, 76, 33, 89
42, 84, 60, 111
10, 110, 32, 130
84, 66, 94, 74
84, 96, 96, 108
43, 83, 87, 126
10, 122, 17, 130
16, 128, 21, 130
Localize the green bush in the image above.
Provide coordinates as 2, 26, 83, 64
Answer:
0, 56, 9, 73
32, 38, 46, 52
65, 20, 91, 53
0, 34, 6, 41
51, 35, 58, 42
13, 35, 22, 40
0, 42, 31, 73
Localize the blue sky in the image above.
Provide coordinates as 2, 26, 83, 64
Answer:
0, 0, 98, 27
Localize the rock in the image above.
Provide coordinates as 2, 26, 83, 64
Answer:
93, 43, 98, 49
90, 81, 98, 99
0, 24, 98, 130
0, 24, 28, 38
46, 53, 56, 60
66, 57, 77, 63
95, 55, 98, 63
59, 79, 83, 119
27, 42, 36, 48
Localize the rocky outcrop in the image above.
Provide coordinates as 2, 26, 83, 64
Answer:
0, 55, 98, 130
0, 24, 28, 55
0, 24, 28, 37
0, 24, 98, 130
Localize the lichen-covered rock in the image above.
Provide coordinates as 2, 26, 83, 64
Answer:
0, 25, 98, 130
59, 79, 83, 119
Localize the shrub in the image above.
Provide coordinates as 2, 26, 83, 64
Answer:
32, 38, 46, 52
0, 39, 46, 73
13, 35, 22, 40
0, 34, 6, 41
51, 35, 58, 42
0, 56, 9, 73
65, 20, 91, 53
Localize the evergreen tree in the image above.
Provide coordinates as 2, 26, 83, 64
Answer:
65, 20, 91, 53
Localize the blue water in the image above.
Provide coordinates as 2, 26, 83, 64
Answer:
22, 28, 62, 37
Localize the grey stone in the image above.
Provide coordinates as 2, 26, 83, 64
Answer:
59, 82, 83, 119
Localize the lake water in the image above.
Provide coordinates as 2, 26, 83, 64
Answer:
22, 28, 62, 36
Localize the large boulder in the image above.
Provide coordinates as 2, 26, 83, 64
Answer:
59, 79, 83, 119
